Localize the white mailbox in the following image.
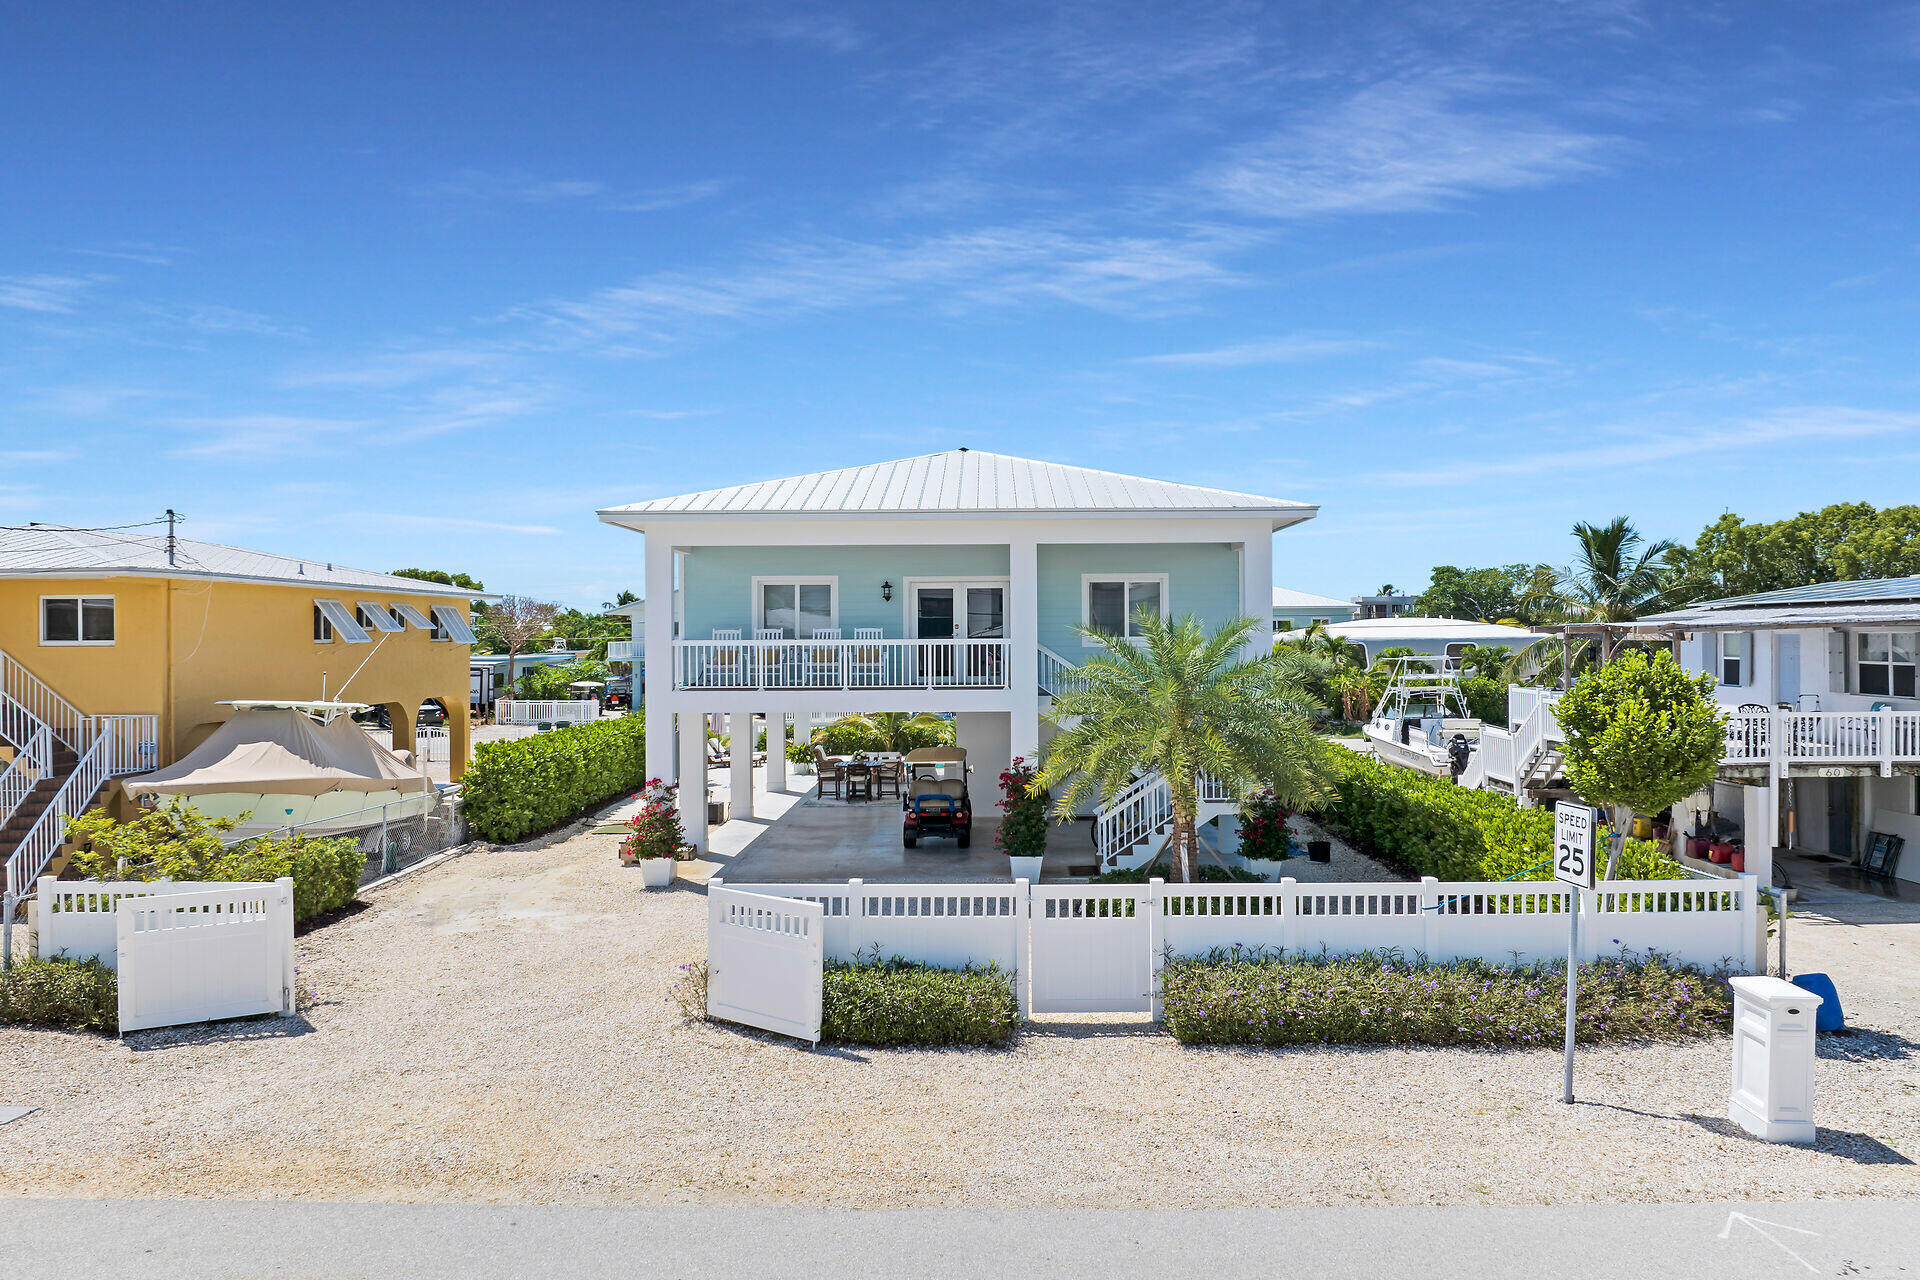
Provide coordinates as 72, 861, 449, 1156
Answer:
1729, 975, 1823, 1144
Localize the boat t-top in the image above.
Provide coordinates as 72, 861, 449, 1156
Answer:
1363, 658, 1482, 779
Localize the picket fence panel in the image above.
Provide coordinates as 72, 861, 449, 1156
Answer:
116, 878, 295, 1034
707, 886, 824, 1043
36, 878, 258, 969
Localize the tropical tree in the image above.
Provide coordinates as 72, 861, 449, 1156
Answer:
1509, 516, 1680, 682
811, 711, 955, 754
1037, 612, 1331, 882
476, 595, 561, 689
1555, 649, 1724, 879
1453, 644, 1513, 681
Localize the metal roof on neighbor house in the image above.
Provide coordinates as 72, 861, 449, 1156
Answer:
598, 450, 1316, 524
1624, 573, 1920, 631
1665, 574, 1920, 609
0, 525, 495, 598
1271, 587, 1351, 610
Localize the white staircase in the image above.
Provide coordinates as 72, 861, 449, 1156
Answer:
1093, 771, 1239, 870
1475, 687, 1566, 801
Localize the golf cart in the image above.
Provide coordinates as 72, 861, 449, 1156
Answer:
902, 745, 971, 848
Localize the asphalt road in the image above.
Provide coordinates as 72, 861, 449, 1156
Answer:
6, 1199, 1916, 1278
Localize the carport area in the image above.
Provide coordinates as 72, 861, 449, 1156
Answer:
706, 769, 1100, 882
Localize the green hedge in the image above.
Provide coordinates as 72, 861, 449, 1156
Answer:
822, 957, 1018, 1046
212, 835, 363, 923
1162, 949, 1731, 1047
1460, 676, 1509, 726
464, 715, 648, 843
1312, 750, 1679, 882
0, 957, 118, 1033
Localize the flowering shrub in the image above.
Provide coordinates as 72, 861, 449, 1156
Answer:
1237, 791, 1296, 860
619, 779, 686, 862
992, 755, 1047, 858
1161, 948, 1732, 1047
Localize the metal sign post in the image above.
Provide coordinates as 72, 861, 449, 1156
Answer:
1554, 801, 1597, 1104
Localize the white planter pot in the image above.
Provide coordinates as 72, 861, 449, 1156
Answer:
794, 761, 815, 775
637, 858, 675, 888
1007, 855, 1045, 883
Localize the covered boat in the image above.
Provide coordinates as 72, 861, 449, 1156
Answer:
125, 701, 435, 838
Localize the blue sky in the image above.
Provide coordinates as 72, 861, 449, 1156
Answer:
5, 1, 1920, 609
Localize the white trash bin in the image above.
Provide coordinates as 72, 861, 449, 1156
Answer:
1729, 975, 1822, 1144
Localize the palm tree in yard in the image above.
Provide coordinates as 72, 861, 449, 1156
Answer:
1512, 516, 1679, 681
1036, 612, 1331, 883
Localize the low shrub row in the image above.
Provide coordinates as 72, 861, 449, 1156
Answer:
822, 956, 1018, 1047
1311, 750, 1679, 882
215, 835, 363, 923
463, 714, 648, 843
1160, 948, 1732, 1047
0, 956, 118, 1032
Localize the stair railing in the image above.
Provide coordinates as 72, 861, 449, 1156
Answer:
1036, 645, 1085, 698
0, 724, 51, 833
1095, 771, 1171, 861
0, 648, 90, 754
5, 722, 112, 904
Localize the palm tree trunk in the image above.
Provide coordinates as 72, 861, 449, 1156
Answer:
1168, 811, 1199, 882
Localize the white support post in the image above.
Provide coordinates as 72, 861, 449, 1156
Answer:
730, 713, 755, 821
1879, 708, 1895, 777
1007, 537, 1041, 767
1420, 876, 1440, 960
1755, 776, 1779, 968
1279, 876, 1296, 955
276, 876, 296, 1015
644, 537, 676, 787
1239, 522, 1274, 661
847, 877, 865, 957
766, 712, 788, 792
1014, 878, 1032, 1020
1146, 877, 1164, 1020
678, 713, 709, 854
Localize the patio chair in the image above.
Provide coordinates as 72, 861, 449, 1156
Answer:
850, 627, 886, 686
811, 744, 844, 799
805, 627, 843, 687
874, 758, 903, 800
706, 737, 730, 768
707, 629, 746, 688
754, 627, 789, 686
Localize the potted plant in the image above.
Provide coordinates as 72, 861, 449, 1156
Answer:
995, 756, 1047, 882
620, 779, 687, 888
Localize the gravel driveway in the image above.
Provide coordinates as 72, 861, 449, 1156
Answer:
3, 812, 1916, 1207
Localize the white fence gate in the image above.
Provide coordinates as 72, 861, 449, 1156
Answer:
704, 874, 1758, 1040
34, 876, 295, 1034
707, 886, 824, 1044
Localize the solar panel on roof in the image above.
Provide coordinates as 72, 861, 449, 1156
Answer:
1705, 575, 1920, 608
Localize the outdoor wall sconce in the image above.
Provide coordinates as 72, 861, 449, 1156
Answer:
880, 580, 894, 602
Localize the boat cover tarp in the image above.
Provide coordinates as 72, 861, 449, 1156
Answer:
128, 708, 427, 798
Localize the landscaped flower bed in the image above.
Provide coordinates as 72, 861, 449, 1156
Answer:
1161, 948, 1732, 1047
821, 956, 1018, 1047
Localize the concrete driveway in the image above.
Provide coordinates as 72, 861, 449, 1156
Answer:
707, 768, 1099, 883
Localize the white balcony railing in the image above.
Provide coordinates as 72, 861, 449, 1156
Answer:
674, 639, 1009, 691
1722, 708, 1920, 771
605, 640, 635, 663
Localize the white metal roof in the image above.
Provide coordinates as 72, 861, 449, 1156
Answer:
0, 525, 495, 598
1625, 602, 1920, 632
1326, 616, 1537, 642
598, 450, 1315, 526
1271, 586, 1352, 611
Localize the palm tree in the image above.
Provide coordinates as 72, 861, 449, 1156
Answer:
821, 711, 954, 753
1036, 612, 1330, 882
1453, 644, 1512, 681
1522, 516, 1679, 675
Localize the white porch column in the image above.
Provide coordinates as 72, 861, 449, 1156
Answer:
644, 536, 675, 787
767, 711, 787, 791
730, 713, 755, 821
1240, 522, 1273, 657
677, 712, 708, 853
1008, 536, 1041, 766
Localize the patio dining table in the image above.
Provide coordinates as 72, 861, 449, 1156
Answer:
826, 753, 904, 802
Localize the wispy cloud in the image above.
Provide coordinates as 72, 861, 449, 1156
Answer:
1134, 335, 1383, 368
71, 243, 187, 267
732, 11, 866, 54
1196, 75, 1611, 218
413, 170, 728, 214
0, 273, 110, 313
1369, 407, 1920, 486
351, 513, 564, 536
279, 347, 506, 390
167, 414, 365, 458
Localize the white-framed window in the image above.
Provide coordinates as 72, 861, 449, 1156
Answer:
1716, 632, 1750, 687
41, 596, 114, 645
753, 577, 837, 638
1310, 615, 1332, 625
1857, 631, 1917, 699
1082, 574, 1168, 644
313, 604, 334, 643
1444, 642, 1471, 658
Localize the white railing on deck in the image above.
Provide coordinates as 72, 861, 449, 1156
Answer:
605, 640, 635, 663
5, 723, 113, 903
89, 714, 159, 776
1722, 708, 1920, 771
1095, 771, 1233, 861
674, 638, 1008, 691
1037, 645, 1085, 697
0, 724, 50, 829
495, 699, 600, 726
0, 649, 88, 753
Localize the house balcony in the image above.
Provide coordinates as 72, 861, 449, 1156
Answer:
1720, 707, 1920, 777
672, 637, 1008, 691
605, 640, 635, 663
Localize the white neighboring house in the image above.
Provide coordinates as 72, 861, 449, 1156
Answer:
596, 448, 1315, 854
1582, 576, 1920, 891
1271, 586, 1356, 633
1326, 616, 1537, 665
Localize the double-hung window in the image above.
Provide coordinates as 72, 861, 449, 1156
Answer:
1857, 631, 1917, 698
314, 604, 334, 643
1716, 632, 1750, 687
41, 596, 114, 645
1083, 575, 1167, 644
756, 578, 836, 638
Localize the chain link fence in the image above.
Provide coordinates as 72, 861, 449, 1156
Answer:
218, 786, 469, 884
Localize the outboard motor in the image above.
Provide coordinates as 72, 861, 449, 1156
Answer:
1448, 733, 1472, 777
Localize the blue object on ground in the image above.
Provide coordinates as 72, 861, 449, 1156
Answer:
1790, 971, 1844, 1031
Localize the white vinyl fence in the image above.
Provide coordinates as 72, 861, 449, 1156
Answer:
494, 699, 599, 726
35, 876, 295, 1034
710, 874, 1759, 1031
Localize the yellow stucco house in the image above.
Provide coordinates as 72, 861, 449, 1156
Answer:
2, 523, 490, 901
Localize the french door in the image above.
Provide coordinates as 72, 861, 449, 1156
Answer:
911, 584, 1006, 685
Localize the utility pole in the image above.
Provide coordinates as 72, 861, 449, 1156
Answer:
165, 509, 179, 566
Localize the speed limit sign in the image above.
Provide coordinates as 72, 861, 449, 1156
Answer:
1554, 801, 1596, 890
